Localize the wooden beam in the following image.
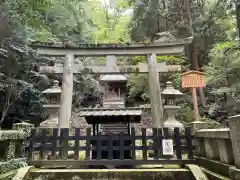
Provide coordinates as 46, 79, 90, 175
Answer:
32, 40, 192, 56
40, 63, 181, 74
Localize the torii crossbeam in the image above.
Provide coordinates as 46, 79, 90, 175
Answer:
31, 39, 192, 130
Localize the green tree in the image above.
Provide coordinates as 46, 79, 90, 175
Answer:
86, 0, 131, 43
126, 55, 185, 103
204, 41, 240, 119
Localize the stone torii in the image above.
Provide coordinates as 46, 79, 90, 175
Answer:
32, 40, 191, 130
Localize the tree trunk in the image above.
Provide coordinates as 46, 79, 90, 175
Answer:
0, 88, 11, 126
0, 2, 11, 42
0, 110, 7, 125
194, 47, 206, 107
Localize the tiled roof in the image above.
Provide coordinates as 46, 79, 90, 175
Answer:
77, 109, 142, 117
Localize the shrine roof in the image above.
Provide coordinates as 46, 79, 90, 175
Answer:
76, 107, 146, 117
42, 87, 61, 94
42, 80, 61, 94
30, 39, 191, 49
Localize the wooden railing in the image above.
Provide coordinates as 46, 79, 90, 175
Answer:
27, 127, 196, 168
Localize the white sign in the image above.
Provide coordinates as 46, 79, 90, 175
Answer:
162, 139, 174, 155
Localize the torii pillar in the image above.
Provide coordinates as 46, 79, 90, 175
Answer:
147, 53, 163, 128
58, 54, 74, 130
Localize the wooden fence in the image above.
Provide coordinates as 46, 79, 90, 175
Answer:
27, 127, 196, 168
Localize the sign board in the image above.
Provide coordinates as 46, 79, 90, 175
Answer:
181, 71, 205, 88
162, 139, 174, 155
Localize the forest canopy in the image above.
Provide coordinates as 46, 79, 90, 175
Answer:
0, 0, 239, 128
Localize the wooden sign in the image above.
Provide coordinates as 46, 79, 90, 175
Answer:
181, 71, 205, 88
162, 139, 174, 155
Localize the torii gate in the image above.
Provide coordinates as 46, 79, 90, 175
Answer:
31, 40, 191, 130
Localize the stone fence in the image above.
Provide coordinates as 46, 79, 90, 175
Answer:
195, 128, 233, 164
194, 115, 240, 169
192, 115, 240, 179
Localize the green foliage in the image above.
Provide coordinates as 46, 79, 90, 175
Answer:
204, 41, 240, 94
129, 0, 170, 42
131, 55, 185, 65
2, 0, 237, 125
176, 103, 195, 123
86, 0, 131, 43
126, 55, 185, 102
6, 0, 93, 43
0, 44, 49, 128
0, 158, 27, 180
127, 74, 149, 101
1, 0, 133, 126
193, 0, 235, 40
203, 41, 240, 118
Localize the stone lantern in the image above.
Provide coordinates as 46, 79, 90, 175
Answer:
162, 81, 183, 129
39, 80, 61, 128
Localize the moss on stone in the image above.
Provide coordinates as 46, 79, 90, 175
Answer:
24, 169, 192, 180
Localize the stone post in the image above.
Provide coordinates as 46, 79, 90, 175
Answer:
13, 122, 33, 158
217, 138, 234, 164
204, 138, 220, 160
6, 140, 16, 160
228, 115, 240, 168
188, 121, 219, 157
